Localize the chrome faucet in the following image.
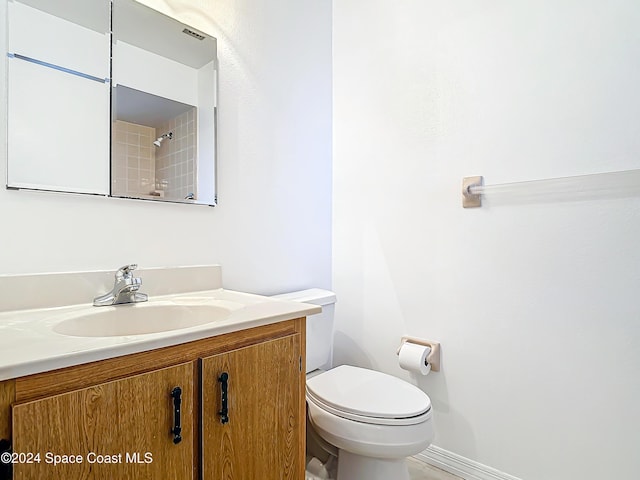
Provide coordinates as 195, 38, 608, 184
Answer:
93, 264, 148, 306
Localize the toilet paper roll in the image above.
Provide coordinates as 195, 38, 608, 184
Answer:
398, 342, 432, 375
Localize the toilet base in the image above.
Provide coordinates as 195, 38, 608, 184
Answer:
336, 449, 409, 480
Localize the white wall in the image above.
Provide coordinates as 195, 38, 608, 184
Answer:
8, 1, 109, 78
0, 0, 332, 295
333, 1, 640, 479
113, 41, 198, 105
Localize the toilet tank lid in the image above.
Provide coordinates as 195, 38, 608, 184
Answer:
272, 289, 336, 306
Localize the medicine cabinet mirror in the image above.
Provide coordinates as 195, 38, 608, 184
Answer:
5, 0, 218, 206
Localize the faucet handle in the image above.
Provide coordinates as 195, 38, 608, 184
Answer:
116, 264, 138, 278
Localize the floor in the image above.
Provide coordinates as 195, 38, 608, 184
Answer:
407, 457, 463, 480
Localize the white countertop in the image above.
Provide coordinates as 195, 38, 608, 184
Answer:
0, 288, 320, 381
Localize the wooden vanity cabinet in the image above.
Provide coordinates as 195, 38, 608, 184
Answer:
202, 334, 303, 480
0, 318, 306, 480
12, 363, 195, 480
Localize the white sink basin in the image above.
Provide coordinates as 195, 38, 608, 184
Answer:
53, 302, 234, 337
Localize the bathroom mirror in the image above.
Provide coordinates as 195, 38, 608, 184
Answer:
111, 0, 217, 205
6, 0, 111, 194
5, 0, 218, 206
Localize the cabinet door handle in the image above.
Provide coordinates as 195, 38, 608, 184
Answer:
170, 386, 183, 444
218, 372, 229, 424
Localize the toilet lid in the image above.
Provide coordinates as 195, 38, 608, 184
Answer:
306, 365, 431, 424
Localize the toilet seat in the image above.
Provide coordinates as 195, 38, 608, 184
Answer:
306, 365, 431, 426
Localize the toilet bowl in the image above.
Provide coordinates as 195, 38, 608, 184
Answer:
306, 365, 433, 480
272, 289, 434, 480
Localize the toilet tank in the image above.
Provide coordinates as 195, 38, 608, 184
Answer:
272, 289, 336, 373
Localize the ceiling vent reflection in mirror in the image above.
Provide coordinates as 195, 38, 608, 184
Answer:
182, 28, 205, 40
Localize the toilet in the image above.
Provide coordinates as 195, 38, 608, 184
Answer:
273, 289, 434, 480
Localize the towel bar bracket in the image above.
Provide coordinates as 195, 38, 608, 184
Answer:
462, 176, 483, 208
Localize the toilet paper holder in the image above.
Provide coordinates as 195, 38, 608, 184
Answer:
396, 336, 441, 372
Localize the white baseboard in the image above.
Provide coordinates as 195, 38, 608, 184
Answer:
415, 445, 522, 480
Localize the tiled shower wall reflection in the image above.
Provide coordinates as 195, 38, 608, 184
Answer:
112, 121, 156, 197
111, 109, 197, 200
155, 108, 197, 200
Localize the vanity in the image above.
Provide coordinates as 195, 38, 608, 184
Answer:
0, 266, 319, 479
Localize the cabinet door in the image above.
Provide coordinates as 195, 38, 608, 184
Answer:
202, 335, 303, 480
12, 362, 195, 480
